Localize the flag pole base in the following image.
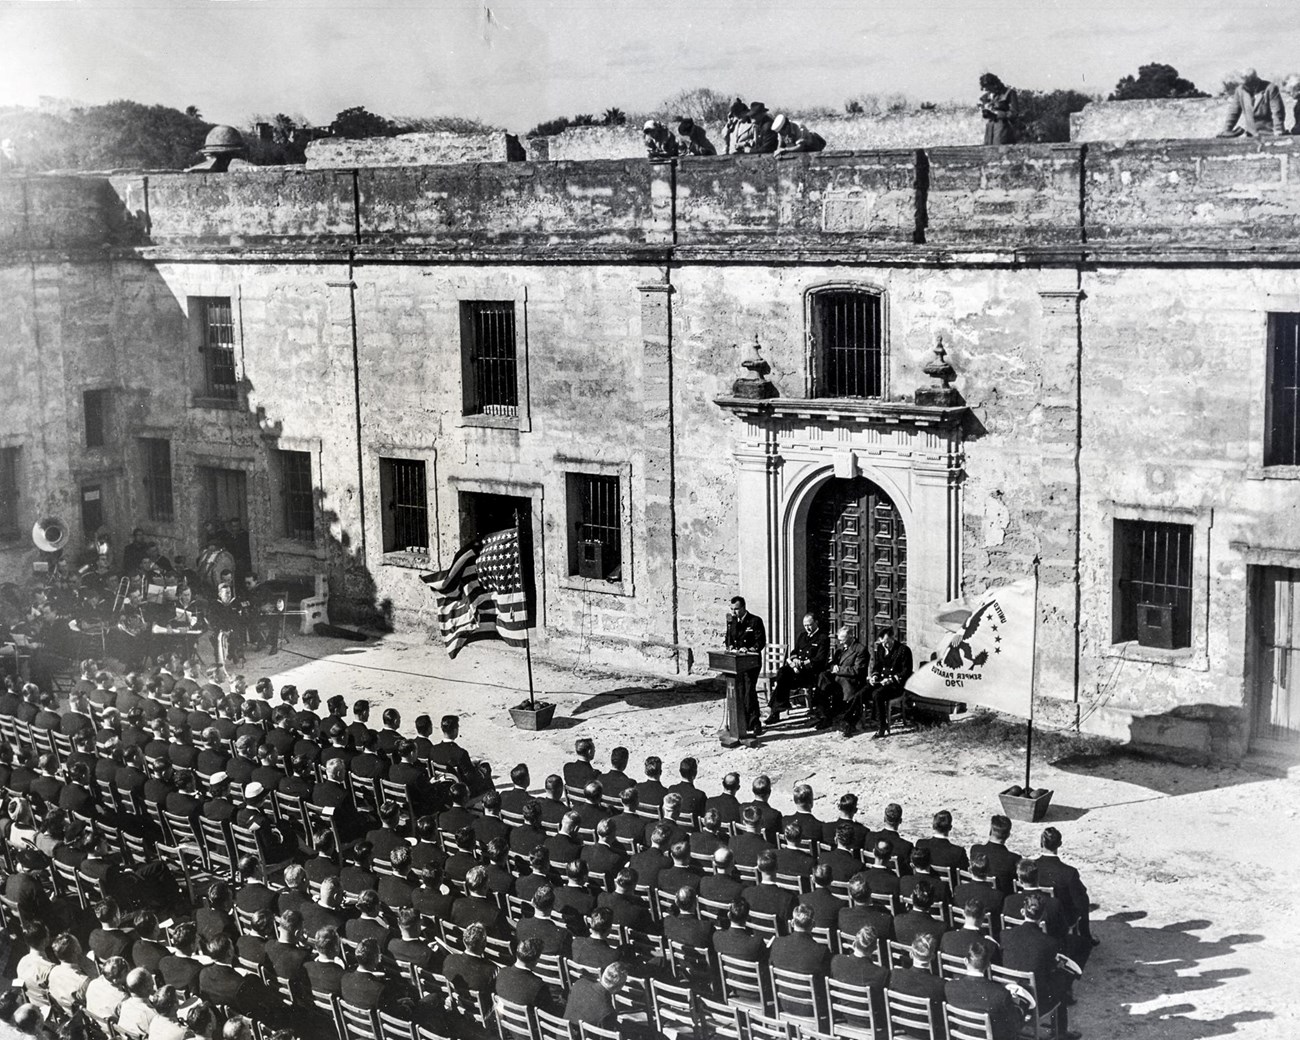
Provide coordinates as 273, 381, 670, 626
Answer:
509, 701, 555, 731
999, 785, 1053, 823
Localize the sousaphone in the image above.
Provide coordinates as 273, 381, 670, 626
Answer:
32, 517, 69, 553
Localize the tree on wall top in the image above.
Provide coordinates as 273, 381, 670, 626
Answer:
1109, 64, 1208, 101
330, 106, 397, 138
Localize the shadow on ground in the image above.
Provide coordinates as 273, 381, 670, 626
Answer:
564, 679, 721, 718
1053, 748, 1274, 798
1085, 914, 1269, 1039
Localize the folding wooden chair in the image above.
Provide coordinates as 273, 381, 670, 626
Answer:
198, 815, 236, 875
273, 790, 311, 845
376, 1008, 416, 1040
944, 1003, 996, 1040
989, 964, 1060, 1040
535, 1009, 576, 1040
648, 977, 696, 1038
883, 989, 939, 1040
666, 937, 716, 992
718, 952, 771, 1014
769, 966, 829, 1033
695, 994, 743, 1040
739, 1008, 795, 1040
825, 976, 879, 1040
577, 1025, 620, 1040
493, 995, 535, 1040
747, 909, 785, 941
230, 823, 269, 876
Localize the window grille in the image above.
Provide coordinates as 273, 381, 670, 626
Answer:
572, 474, 622, 579
811, 290, 883, 399
1267, 312, 1300, 466
462, 301, 518, 416
0, 448, 18, 539
199, 297, 238, 400
280, 450, 315, 542
141, 439, 174, 523
1116, 520, 1193, 648
381, 458, 428, 553
83, 390, 107, 448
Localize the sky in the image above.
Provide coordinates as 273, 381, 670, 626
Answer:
0, 0, 1295, 133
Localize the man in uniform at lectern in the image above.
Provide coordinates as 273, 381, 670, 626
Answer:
724, 596, 767, 736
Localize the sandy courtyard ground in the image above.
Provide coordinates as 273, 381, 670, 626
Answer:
233, 627, 1298, 1040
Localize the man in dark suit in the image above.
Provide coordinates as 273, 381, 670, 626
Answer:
713, 897, 768, 968
571, 907, 621, 974
743, 775, 783, 842
730, 805, 775, 870
888, 933, 946, 1029
198, 935, 282, 1025
500, 763, 533, 816
775, 822, 816, 878
953, 850, 1006, 938
571, 781, 609, 831
596, 747, 633, 800
699, 847, 746, 907
724, 595, 767, 734
658, 839, 703, 900
838, 874, 896, 945
1004, 861, 1070, 943
703, 772, 743, 827
830, 923, 890, 1029
941, 899, 1001, 964
893, 878, 948, 950
629, 823, 672, 891
666, 756, 707, 818
1000, 893, 1076, 1035
945, 939, 1025, 1040
596, 869, 655, 934
766, 612, 830, 724
443, 922, 497, 1016
769, 903, 832, 1018
495, 936, 563, 1014
554, 859, 597, 933
517, 885, 573, 958
428, 714, 487, 795
341, 938, 412, 1011
815, 626, 868, 727
563, 738, 599, 790
88, 897, 134, 962
863, 627, 914, 738
264, 910, 312, 1006
1035, 826, 1097, 956
900, 849, 952, 909
563, 962, 626, 1031
582, 817, 629, 892
821, 821, 866, 882
799, 864, 846, 929
663, 887, 715, 952
917, 809, 970, 873
970, 816, 1022, 894
741, 850, 798, 921
634, 756, 668, 811
451, 866, 510, 938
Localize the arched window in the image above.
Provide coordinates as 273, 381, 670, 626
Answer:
809, 288, 884, 399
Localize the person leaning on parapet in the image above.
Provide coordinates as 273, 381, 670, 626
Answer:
643, 120, 680, 161
1218, 68, 1286, 137
772, 114, 826, 154
1284, 75, 1300, 133
737, 102, 778, 154
675, 119, 718, 156
723, 98, 749, 154
979, 73, 1019, 145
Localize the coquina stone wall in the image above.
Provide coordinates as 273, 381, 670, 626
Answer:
4, 136, 1300, 758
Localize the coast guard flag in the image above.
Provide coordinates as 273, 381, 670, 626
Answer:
905, 578, 1036, 719
421, 527, 529, 658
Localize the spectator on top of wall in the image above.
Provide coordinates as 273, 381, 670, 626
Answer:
1283, 75, 1300, 134
979, 73, 1020, 145
675, 119, 718, 156
736, 102, 777, 154
723, 98, 749, 154
642, 121, 680, 161
772, 115, 826, 154
1218, 68, 1286, 136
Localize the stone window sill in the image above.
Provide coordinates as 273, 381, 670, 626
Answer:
191, 394, 242, 411
382, 550, 432, 571
1245, 464, 1300, 481
1102, 640, 1208, 672
558, 573, 634, 598
266, 537, 326, 561
459, 412, 523, 431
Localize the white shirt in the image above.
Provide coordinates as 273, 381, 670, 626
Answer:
117, 996, 159, 1038
84, 976, 126, 1022
15, 949, 55, 1006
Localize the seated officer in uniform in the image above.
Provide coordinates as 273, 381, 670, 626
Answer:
765, 613, 829, 726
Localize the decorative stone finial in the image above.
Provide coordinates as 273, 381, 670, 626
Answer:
731, 334, 779, 399
915, 335, 964, 406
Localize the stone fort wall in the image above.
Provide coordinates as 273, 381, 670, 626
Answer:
3, 137, 1300, 758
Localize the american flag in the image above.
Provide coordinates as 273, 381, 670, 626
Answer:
421, 527, 529, 658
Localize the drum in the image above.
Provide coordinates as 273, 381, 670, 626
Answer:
196, 546, 235, 593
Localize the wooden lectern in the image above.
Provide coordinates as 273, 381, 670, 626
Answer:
709, 649, 762, 748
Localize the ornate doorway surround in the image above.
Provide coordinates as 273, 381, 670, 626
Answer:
715, 396, 966, 654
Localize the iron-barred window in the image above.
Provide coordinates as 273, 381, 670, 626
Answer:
380, 457, 428, 554
811, 290, 884, 399
1115, 519, 1193, 649
199, 297, 238, 400
461, 301, 518, 416
280, 450, 315, 542
141, 438, 174, 523
568, 473, 622, 580
83, 390, 108, 448
0, 448, 18, 539
1267, 312, 1300, 466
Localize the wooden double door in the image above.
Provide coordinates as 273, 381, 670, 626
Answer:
807, 477, 906, 647
1252, 566, 1300, 751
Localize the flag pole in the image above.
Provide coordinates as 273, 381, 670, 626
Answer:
517, 508, 536, 711
1026, 558, 1041, 791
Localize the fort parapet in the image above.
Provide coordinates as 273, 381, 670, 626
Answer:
5, 137, 1300, 256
